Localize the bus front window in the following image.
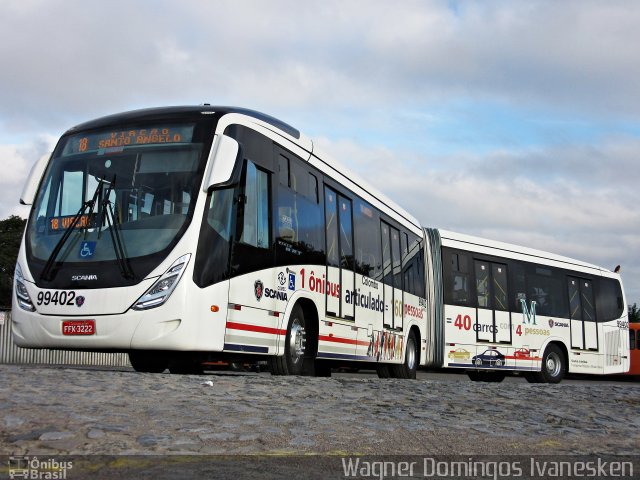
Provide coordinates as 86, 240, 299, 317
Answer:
26, 123, 207, 287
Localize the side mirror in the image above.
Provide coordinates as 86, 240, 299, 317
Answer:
202, 134, 240, 191
20, 153, 51, 205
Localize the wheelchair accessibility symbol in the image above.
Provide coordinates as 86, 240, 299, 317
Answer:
79, 241, 96, 258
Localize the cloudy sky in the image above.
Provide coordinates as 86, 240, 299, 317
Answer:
1, 0, 639, 302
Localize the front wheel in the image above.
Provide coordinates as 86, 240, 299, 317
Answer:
270, 304, 308, 376
129, 351, 168, 373
168, 354, 205, 375
391, 330, 419, 379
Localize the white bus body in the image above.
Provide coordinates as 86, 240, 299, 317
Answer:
12, 107, 426, 377
12, 106, 628, 382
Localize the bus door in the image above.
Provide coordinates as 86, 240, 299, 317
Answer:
381, 222, 403, 329
568, 277, 598, 351
474, 260, 511, 344
324, 187, 354, 320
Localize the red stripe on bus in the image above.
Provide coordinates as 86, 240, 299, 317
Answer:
226, 321, 286, 336
319, 334, 369, 346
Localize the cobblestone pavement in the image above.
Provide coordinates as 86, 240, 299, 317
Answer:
1, 364, 639, 457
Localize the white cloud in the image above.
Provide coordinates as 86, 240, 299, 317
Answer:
0, 136, 56, 218
2, 0, 640, 131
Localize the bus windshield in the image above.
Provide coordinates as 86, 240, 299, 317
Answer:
26, 123, 206, 286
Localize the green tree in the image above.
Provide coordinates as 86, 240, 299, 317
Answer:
630, 303, 640, 323
0, 215, 27, 308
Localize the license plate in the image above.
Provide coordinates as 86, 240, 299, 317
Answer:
62, 320, 95, 335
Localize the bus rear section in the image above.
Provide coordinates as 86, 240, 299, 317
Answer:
625, 322, 640, 377
424, 228, 629, 383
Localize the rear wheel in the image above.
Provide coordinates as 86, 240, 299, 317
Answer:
129, 351, 168, 373
391, 330, 419, 379
536, 344, 566, 383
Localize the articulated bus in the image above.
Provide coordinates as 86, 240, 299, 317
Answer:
12, 106, 629, 382
13, 106, 427, 377
422, 229, 629, 383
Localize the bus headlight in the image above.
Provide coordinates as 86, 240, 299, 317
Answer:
15, 264, 36, 312
132, 254, 191, 310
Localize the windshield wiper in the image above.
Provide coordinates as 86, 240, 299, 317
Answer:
101, 176, 134, 280
40, 179, 103, 282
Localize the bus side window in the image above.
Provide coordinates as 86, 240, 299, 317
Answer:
274, 152, 323, 264
354, 199, 381, 279
512, 262, 526, 312
239, 161, 269, 249
475, 261, 490, 308
528, 267, 568, 318
444, 250, 471, 306
630, 329, 636, 350
193, 186, 235, 288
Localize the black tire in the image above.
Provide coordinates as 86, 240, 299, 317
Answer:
270, 304, 308, 376
467, 370, 483, 382
536, 344, 566, 383
485, 371, 506, 383
391, 330, 419, 379
314, 361, 332, 377
467, 370, 506, 383
168, 354, 204, 375
524, 372, 541, 383
376, 364, 392, 378
129, 351, 168, 373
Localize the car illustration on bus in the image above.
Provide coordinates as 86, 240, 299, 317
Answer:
472, 349, 505, 367
447, 348, 470, 361
513, 348, 532, 359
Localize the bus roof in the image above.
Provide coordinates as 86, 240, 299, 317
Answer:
66, 106, 301, 140
437, 228, 615, 276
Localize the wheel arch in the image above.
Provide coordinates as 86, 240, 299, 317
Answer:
276, 291, 320, 356
408, 323, 422, 365
539, 338, 568, 370
296, 296, 320, 358
545, 340, 569, 373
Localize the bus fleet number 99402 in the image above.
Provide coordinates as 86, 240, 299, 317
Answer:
37, 290, 76, 306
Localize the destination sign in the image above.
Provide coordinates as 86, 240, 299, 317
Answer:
62, 124, 194, 156
48, 214, 95, 232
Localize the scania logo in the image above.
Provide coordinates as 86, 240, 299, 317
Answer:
254, 280, 264, 301
71, 274, 98, 281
